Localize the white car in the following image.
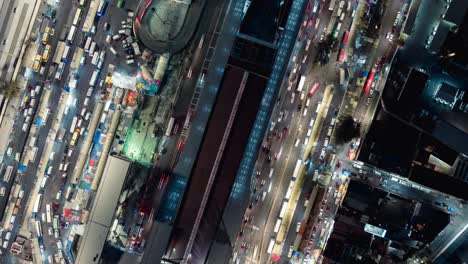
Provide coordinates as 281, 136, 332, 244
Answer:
386, 32, 393, 41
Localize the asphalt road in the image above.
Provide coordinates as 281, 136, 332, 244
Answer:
233, 0, 349, 262
0, 0, 141, 261
36, 0, 142, 261
234, 0, 413, 262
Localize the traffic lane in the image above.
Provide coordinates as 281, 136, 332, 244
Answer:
239, 7, 334, 260
3, 0, 75, 254
242, 114, 299, 261
257, 115, 306, 261
237, 114, 294, 259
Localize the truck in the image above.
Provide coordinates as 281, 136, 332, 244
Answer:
82, 0, 99, 33
53, 41, 66, 64
70, 48, 84, 70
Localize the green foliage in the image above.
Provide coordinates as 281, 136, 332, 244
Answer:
335, 115, 361, 145
0, 80, 19, 98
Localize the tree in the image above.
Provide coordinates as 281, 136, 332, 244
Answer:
0, 80, 19, 98
335, 115, 361, 145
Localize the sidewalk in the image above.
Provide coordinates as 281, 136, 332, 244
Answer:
0, 0, 43, 161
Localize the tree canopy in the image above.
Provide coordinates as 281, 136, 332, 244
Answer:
0, 80, 19, 98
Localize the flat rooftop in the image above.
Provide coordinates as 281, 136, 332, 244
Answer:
75, 156, 130, 264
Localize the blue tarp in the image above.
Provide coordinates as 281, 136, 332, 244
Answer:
18, 164, 26, 171
63, 86, 70, 92
93, 130, 101, 143
35, 117, 41, 125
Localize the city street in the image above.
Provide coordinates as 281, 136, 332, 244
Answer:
234, 0, 409, 263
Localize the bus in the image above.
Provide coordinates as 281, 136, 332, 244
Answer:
279, 201, 288, 218
329, 0, 336, 11
46, 204, 52, 223
3, 166, 13, 182
362, 66, 376, 93
31, 147, 38, 163
35, 220, 42, 237
267, 238, 275, 254
309, 82, 320, 96
339, 68, 346, 85
116, 0, 124, 8
291, 160, 302, 180
296, 75, 306, 92
285, 184, 293, 200
89, 42, 96, 55
70, 117, 78, 133
58, 128, 66, 142
53, 216, 59, 230
53, 41, 66, 64
73, 9, 82, 26
89, 69, 99, 86
67, 25, 77, 43
341, 31, 349, 46
61, 45, 71, 62
32, 194, 42, 214
84, 37, 92, 52
273, 218, 281, 233
70, 130, 79, 146
97, 0, 108, 17
337, 48, 345, 62
333, 23, 342, 39
55, 62, 65, 80
165, 117, 175, 137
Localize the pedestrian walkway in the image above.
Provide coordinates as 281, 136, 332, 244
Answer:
0, 0, 39, 80
0, 0, 44, 160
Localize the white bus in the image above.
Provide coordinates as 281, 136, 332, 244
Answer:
73, 9, 82, 26
55, 62, 65, 80
91, 51, 99, 65
165, 117, 175, 137
89, 42, 96, 55
84, 37, 92, 52
291, 160, 302, 180
61, 45, 71, 63
70, 117, 78, 133
279, 201, 288, 218
46, 204, 52, 223
31, 147, 38, 163
3, 166, 13, 182
296, 75, 306, 92
273, 218, 281, 233
267, 238, 275, 254
89, 69, 99, 86
35, 220, 42, 237
329, 0, 336, 11
32, 194, 42, 214
340, 68, 345, 85
58, 128, 66, 142
285, 183, 294, 200
67, 26, 77, 43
